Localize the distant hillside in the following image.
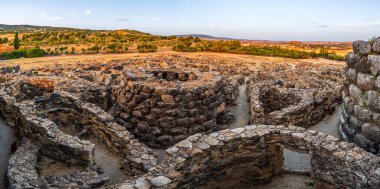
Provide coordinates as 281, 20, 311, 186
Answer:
176, 34, 238, 40
0, 24, 83, 33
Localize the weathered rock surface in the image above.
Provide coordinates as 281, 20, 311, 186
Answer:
341, 41, 380, 154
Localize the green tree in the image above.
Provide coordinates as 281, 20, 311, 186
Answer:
14, 32, 20, 50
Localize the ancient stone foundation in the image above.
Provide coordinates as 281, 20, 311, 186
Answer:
113, 69, 226, 148
115, 125, 380, 189
340, 38, 380, 154
248, 70, 342, 128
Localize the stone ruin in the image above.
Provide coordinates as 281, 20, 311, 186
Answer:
116, 125, 380, 189
247, 67, 343, 128
0, 79, 157, 188
112, 69, 227, 148
0, 52, 379, 189
340, 38, 380, 154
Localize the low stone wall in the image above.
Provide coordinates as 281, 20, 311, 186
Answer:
8, 140, 110, 189
37, 91, 157, 173
114, 125, 380, 189
0, 84, 95, 166
222, 75, 245, 104
248, 84, 335, 127
248, 78, 341, 127
57, 78, 113, 110
113, 69, 226, 148
340, 38, 380, 154
7, 140, 39, 187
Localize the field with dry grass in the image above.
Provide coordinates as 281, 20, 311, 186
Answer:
1, 51, 345, 72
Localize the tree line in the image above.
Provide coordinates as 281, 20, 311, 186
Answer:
0, 31, 346, 61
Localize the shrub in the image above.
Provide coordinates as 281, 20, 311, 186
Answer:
137, 42, 157, 53
0, 48, 45, 59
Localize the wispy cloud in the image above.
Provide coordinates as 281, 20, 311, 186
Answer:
114, 17, 129, 22
85, 9, 92, 15
46, 16, 64, 21
68, 12, 77, 16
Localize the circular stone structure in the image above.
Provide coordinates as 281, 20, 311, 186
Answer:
248, 72, 342, 128
340, 38, 380, 154
113, 69, 226, 148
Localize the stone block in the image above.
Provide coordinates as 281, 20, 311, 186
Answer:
353, 40, 371, 55
354, 134, 379, 153
354, 105, 372, 122
362, 123, 380, 143
346, 68, 357, 83
349, 84, 364, 105
364, 90, 380, 112
357, 73, 375, 91
349, 116, 363, 131
372, 37, 380, 53
355, 55, 371, 74
369, 55, 380, 76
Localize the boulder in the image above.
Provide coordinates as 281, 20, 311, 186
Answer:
353, 40, 371, 55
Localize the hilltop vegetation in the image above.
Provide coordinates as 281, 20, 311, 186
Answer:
0, 24, 347, 61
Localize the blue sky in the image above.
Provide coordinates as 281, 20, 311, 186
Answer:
0, 0, 379, 41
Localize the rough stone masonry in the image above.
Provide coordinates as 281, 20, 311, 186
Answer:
340, 37, 380, 155
112, 69, 227, 148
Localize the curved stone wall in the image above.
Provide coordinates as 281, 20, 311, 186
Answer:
115, 125, 380, 189
0, 79, 158, 188
0, 83, 95, 166
113, 69, 226, 148
8, 140, 110, 189
247, 66, 342, 128
340, 38, 380, 154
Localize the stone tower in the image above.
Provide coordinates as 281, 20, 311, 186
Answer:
340, 37, 380, 154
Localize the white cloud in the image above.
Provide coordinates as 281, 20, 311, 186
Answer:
85, 9, 92, 15
114, 17, 129, 22
46, 16, 64, 21
68, 12, 77, 16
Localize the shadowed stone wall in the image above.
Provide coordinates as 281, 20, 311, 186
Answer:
340, 38, 380, 154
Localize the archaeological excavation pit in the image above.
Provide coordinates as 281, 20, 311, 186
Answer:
113, 68, 227, 148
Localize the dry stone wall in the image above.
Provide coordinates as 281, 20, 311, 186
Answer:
340, 38, 380, 154
115, 125, 380, 189
0, 84, 95, 166
7, 140, 110, 189
113, 69, 227, 148
36, 91, 158, 173
247, 68, 342, 128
